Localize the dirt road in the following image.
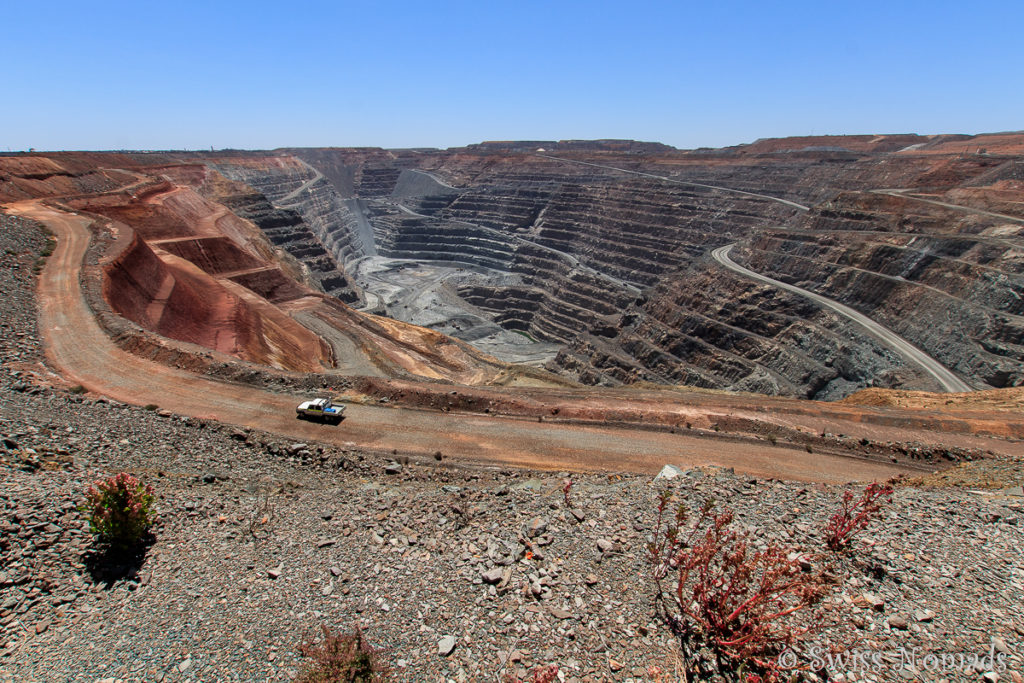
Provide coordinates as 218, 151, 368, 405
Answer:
871, 189, 1024, 224
5, 200, 917, 483
712, 244, 974, 393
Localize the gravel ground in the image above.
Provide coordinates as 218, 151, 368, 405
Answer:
2, 211, 1023, 682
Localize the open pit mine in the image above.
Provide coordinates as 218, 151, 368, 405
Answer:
3, 133, 1024, 477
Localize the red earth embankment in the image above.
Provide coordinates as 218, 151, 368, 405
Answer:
102, 231, 333, 371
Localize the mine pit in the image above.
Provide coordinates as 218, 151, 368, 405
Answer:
351, 256, 562, 365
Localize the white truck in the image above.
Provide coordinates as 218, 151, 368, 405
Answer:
295, 397, 346, 424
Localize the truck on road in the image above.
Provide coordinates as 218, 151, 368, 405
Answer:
295, 398, 346, 424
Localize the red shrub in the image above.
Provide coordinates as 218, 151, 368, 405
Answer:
505, 664, 559, 683
649, 491, 824, 671
824, 482, 893, 551
296, 626, 389, 682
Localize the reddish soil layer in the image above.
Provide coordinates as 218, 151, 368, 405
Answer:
0, 155, 521, 384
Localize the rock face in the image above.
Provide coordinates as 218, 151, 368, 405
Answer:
202, 134, 1024, 397
3, 135, 1021, 397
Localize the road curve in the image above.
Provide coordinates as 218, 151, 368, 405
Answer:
274, 157, 325, 206
711, 244, 974, 393
3, 200, 915, 484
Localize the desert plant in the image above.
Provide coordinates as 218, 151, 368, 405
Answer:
39, 238, 55, 258
296, 625, 389, 683
80, 472, 157, 548
649, 490, 824, 676
248, 482, 279, 542
503, 664, 559, 683
824, 481, 893, 552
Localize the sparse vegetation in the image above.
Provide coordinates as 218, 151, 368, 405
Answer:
504, 664, 559, 683
296, 625, 389, 683
80, 472, 157, 548
248, 482, 278, 542
824, 481, 893, 552
39, 237, 55, 258
649, 489, 825, 677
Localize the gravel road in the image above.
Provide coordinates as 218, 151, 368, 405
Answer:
712, 244, 974, 393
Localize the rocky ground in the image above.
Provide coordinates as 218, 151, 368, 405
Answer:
2, 212, 1023, 682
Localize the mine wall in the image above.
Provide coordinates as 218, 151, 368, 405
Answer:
205, 147, 1023, 398
213, 176, 362, 304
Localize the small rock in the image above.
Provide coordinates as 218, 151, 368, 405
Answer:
178, 658, 192, 673
385, 462, 402, 475
982, 673, 999, 683
914, 609, 935, 623
438, 635, 457, 656
854, 593, 885, 612
34, 620, 49, 634
268, 567, 282, 580
596, 539, 616, 553
654, 464, 683, 481
887, 615, 909, 630
527, 517, 547, 538
584, 574, 598, 586
482, 568, 504, 585
992, 636, 1009, 655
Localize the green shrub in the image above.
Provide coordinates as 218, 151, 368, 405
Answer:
81, 472, 157, 548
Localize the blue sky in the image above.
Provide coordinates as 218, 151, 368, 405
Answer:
3, 1, 1022, 151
